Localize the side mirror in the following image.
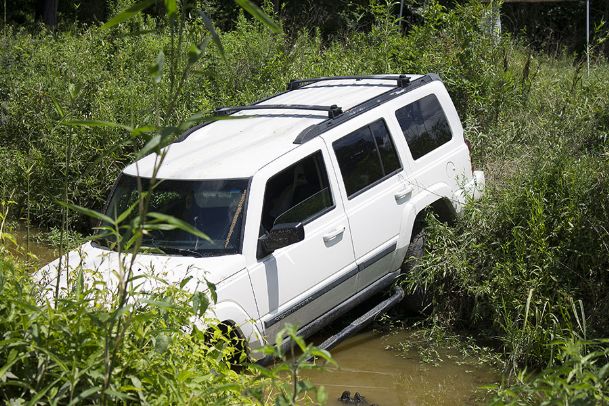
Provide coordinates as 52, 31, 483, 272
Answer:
258, 222, 305, 257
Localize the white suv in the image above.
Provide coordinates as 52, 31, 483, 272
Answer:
38, 74, 484, 359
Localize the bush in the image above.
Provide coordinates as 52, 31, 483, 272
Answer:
0, 0, 521, 231
405, 152, 609, 363
0, 252, 333, 404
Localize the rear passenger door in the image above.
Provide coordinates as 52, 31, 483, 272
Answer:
324, 118, 409, 292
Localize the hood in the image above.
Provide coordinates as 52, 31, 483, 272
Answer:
35, 242, 246, 298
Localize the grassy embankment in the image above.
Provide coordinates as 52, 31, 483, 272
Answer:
1, 0, 608, 403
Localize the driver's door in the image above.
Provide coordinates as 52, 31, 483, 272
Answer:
245, 139, 357, 340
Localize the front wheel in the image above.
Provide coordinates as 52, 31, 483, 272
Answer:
204, 322, 249, 369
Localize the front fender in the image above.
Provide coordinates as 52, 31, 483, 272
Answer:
210, 301, 265, 356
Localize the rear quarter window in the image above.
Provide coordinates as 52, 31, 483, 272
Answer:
395, 94, 452, 160
333, 119, 402, 199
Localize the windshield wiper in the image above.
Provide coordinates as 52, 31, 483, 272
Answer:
154, 246, 204, 258
91, 238, 111, 250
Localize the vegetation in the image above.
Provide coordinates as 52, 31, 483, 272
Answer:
1, 1, 334, 404
1, 0, 609, 404
0, 251, 334, 404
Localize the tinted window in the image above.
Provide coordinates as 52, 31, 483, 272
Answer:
333, 119, 402, 198
370, 120, 401, 174
260, 151, 333, 236
395, 94, 452, 160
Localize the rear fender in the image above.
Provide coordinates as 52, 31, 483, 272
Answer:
395, 183, 455, 267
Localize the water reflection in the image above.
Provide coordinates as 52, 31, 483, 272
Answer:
8, 225, 58, 266
304, 330, 498, 406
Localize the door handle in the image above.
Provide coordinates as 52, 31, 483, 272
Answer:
394, 186, 414, 201
323, 227, 345, 242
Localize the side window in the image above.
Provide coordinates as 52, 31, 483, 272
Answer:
395, 94, 452, 160
259, 151, 333, 236
333, 119, 402, 199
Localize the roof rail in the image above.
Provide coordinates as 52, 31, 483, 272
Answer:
214, 104, 343, 119
287, 74, 411, 91
293, 73, 440, 144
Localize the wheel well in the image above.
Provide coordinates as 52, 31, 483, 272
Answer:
411, 198, 456, 240
204, 320, 249, 366
205, 320, 246, 348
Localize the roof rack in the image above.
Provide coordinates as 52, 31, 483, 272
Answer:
214, 104, 343, 119
176, 73, 438, 145
293, 73, 439, 144
287, 74, 411, 91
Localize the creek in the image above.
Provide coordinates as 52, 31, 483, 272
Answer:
9, 224, 58, 265
305, 329, 498, 405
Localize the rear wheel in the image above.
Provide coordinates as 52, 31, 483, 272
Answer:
400, 230, 431, 315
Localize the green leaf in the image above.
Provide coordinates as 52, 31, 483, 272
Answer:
62, 119, 133, 132
187, 42, 204, 65
292, 334, 306, 352
102, 0, 156, 30
68, 83, 81, 100
149, 51, 165, 83
316, 386, 328, 404
115, 198, 141, 225
67, 385, 102, 405
140, 299, 182, 311
103, 388, 133, 401
206, 382, 242, 395
192, 291, 209, 316
199, 10, 224, 57
136, 133, 161, 159
0, 232, 16, 246
26, 376, 65, 406
50, 96, 65, 119
57, 201, 115, 225
206, 280, 217, 304
130, 125, 158, 138
308, 348, 335, 365
179, 276, 193, 289
0, 349, 22, 382
234, 0, 281, 34
296, 379, 314, 393
155, 334, 171, 353
164, 0, 177, 17
147, 212, 211, 241
129, 375, 147, 403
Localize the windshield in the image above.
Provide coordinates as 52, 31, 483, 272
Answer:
102, 174, 249, 256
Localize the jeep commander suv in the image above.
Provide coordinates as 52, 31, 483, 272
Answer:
38, 74, 485, 360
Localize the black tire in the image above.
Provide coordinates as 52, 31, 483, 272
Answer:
205, 322, 249, 369
400, 230, 431, 315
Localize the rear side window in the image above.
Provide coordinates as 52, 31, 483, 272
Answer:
333, 119, 401, 199
395, 94, 452, 160
260, 151, 333, 236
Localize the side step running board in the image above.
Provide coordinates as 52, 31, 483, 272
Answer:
310, 286, 405, 358
256, 273, 401, 366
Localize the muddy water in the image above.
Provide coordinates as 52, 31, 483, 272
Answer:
304, 330, 498, 406
8, 225, 58, 266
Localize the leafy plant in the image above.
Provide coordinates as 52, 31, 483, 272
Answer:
253, 324, 334, 405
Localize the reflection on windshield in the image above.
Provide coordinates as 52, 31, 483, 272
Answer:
104, 174, 249, 256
